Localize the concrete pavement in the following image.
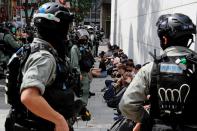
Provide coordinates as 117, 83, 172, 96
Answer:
73, 43, 114, 131
73, 76, 114, 131
0, 90, 10, 131
0, 79, 10, 131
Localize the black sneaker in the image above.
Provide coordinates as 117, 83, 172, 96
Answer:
89, 91, 95, 98
89, 91, 95, 96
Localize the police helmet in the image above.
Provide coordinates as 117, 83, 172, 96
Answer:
88, 29, 94, 34
33, 2, 73, 35
76, 29, 89, 45
156, 13, 196, 40
4, 22, 14, 29
2, 22, 16, 34
76, 29, 89, 40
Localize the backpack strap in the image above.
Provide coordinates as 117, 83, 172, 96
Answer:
149, 51, 168, 118
149, 61, 161, 118
30, 40, 58, 57
29, 39, 66, 65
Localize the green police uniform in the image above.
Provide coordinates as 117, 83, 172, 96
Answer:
4, 33, 22, 49
70, 44, 90, 105
0, 33, 22, 64
70, 44, 81, 73
80, 71, 91, 105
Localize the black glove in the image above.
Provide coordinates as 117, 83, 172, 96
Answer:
79, 107, 91, 121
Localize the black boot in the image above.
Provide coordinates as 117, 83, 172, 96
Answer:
89, 91, 95, 98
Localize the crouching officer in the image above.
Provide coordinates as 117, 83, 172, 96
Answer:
119, 13, 197, 131
4, 2, 82, 131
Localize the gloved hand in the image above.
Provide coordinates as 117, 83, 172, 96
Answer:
79, 107, 91, 121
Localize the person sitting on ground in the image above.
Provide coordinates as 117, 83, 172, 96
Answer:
91, 51, 108, 78
114, 64, 133, 91
125, 60, 135, 76
106, 42, 113, 57
111, 52, 121, 69
118, 49, 124, 57
111, 58, 132, 78
134, 64, 142, 74
120, 54, 128, 64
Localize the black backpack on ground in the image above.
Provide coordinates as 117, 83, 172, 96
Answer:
103, 86, 116, 101
107, 87, 126, 108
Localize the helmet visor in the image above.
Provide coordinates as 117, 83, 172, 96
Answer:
33, 13, 60, 22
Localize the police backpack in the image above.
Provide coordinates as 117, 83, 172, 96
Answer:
149, 52, 197, 127
79, 46, 94, 72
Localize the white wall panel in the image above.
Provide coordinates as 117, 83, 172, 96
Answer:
111, 0, 197, 64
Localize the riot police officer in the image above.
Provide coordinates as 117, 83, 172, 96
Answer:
119, 13, 197, 131
5, 2, 75, 131
70, 28, 94, 105
0, 22, 22, 68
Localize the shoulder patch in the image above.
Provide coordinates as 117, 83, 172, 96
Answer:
160, 63, 183, 74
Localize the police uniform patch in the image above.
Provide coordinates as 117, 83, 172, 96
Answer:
160, 63, 183, 73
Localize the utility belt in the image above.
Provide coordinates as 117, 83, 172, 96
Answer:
5, 109, 54, 131
12, 121, 53, 131
140, 111, 197, 131
151, 119, 197, 131
5, 99, 90, 131
140, 118, 197, 131
12, 119, 74, 131
5, 108, 74, 131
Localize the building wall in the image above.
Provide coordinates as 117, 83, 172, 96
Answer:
100, 3, 111, 38
83, 0, 101, 26
110, 0, 197, 65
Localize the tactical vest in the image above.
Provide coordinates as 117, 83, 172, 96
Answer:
79, 46, 94, 72
5, 42, 76, 130
150, 53, 197, 125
